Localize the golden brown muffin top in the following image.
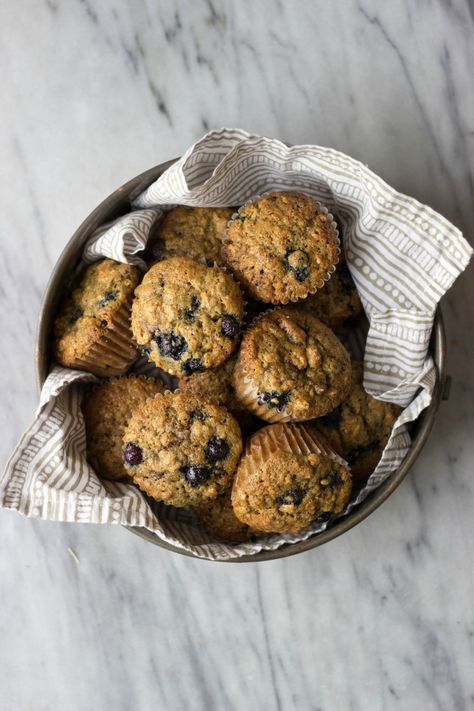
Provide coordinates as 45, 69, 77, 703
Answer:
316, 361, 401, 485
131, 257, 245, 376
123, 391, 243, 507
54, 259, 140, 364
223, 191, 339, 303
82, 375, 164, 482
235, 307, 351, 421
194, 488, 258, 543
147, 206, 233, 267
178, 355, 256, 429
303, 262, 363, 328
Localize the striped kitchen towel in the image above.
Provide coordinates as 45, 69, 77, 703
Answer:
1, 128, 471, 560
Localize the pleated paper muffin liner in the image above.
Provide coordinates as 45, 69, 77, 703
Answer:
222, 191, 341, 305
70, 301, 138, 377
238, 421, 348, 469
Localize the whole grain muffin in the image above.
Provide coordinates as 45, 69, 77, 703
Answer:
131, 257, 245, 377
302, 262, 363, 328
234, 307, 351, 422
146, 206, 233, 267
179, 356, 255, 431
82, 375, 164, 482
54, 259, 140, 376
232, 423, 351, 534
222, 191, 340, 304
316, 361, 401, 488
194, 488, 258, 543
122, 391, 243, 507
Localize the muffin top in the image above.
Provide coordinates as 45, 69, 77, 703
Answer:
131, 257, 245, 376
194, 488, 258, 543
122, 391, 243, 507
82, 375, 164, 482
316, 361, 401, 486
234, 307, 351, 422
231, 423, 351, 534
146, 206, 233, 267
222, 191, 340, 303
302, 262, 363, 328
54, 259, 140, 366
179, 356, 255, 430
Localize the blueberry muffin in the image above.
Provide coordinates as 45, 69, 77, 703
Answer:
131, 257, 245, 377
179, 356, 256, 431
122, 391, 243, 507
232, 423, 351, 534
222, 191, 339, 304
54, 259, 140, 376
194, 488, 258, 543
234, 307, 351, 422
302, 262, 363, 328
82, 375, 164, 481
146, 206, 233, 267
316, 361, 401, 487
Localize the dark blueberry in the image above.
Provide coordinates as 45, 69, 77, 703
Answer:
276, 487, 305, 506
257, 390, 290, 412
338, 263, 355, 291
205, 437, 229, 462
221, 314, 240, 340
184, 295, 201, 322
69, 305, 83, 324
123, 442, 143, 466
182, 358, 204, 375
319, 405, 342, 429
98, 290, 117, 308
181, 464, 211, 487
154, 332, 187, 361
285, 249, 310, 282
347, 441, 380, 465
146, 238, 166, 263
189, 409, 207, 422
140, 344, 152, 357
320, 470, 344, 489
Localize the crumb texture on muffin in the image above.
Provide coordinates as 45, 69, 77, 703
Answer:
179, 356, 255, 430
316, 361, 401, 487
54, 258, 140, 374
194, 487, 258, 543
147, 206, 233, 266
123, 391, 243, 507
131, 257, 245, 376
223, 191, 339, 303
82, 375, 164, 481
232, 423, 351, 533
234, 307, 351, 422
302, 262, 363, 328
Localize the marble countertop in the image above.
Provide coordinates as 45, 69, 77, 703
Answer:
1, 2, 473, 709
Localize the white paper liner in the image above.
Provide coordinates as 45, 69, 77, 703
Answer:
1, 128, 472, 561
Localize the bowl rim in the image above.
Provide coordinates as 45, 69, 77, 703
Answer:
35, 160, 447, 563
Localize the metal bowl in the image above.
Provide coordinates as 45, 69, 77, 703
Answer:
35, 160, 448, 562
